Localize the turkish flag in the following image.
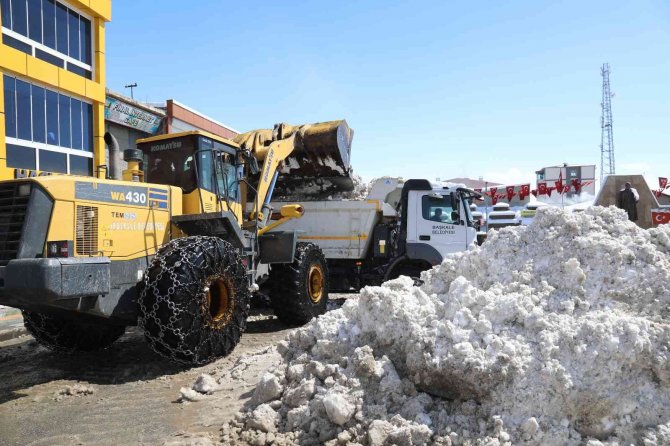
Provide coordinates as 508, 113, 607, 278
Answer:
555, 170, 563, 194
531, 189, 538, 197
655, 190, 663, 198
492, 194, 498, 205
506, 186, 516, 201
563, 184, 571, 194
571, 179, 581, 193
489, 187, 498, 198
538, 183, 547, 195
652, 211, 670, 225
660, 177, 668, 189
521, 184, 531, 196
547, 187, 553, 197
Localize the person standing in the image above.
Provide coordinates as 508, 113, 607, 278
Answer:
617, 182, 639, 221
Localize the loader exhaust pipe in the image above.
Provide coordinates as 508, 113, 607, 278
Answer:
104, 132, 122, 180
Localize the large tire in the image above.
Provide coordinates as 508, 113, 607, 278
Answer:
138, 236, 250, 365
269, 242, 329, 325
23, 311, 126, 352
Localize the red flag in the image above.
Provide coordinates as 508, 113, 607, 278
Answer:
652, 211, 670, 225
660, 177, 668, 189
555, 170, 563, 194
563, 184, 571, 194
538, 182, 547, 195
655, 190, 663, 198
571, 179, 581, 193
531, 189, 538, 197
521, 184, 531, 196
506, 185, 515, 202
546, 187, 553, 197
489, 187, 498, 198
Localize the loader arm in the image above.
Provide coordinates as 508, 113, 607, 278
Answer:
250, 136, 297, 222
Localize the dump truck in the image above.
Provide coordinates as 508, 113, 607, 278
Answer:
268, 178, 482, 291
0, 120, 353, 364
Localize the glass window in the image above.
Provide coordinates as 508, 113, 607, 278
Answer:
3, 75, 17, 139
58, 93, 70, 148
80, 15, 90, 64
45, 88, 58, 145
70, 97, 82, 150
55, 1, 67, 55
66, 62, 90, 79
422, 194, 455, 223
35, 48, 64, 67
11, 0, 27, 36
6, 144, 36, 169
70, 154, 91, 175
28, 0, 42, 43
15, 78, 32, 141
81, 102, 92, 151
2, 33, 31, 54
67, 8, 78, 60
42, 0, 56, 49
1, 0, 11, 28
39, 149, 66, 173
31, 84, 46, 143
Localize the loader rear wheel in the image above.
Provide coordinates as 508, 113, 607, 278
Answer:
270, 242, 329, 325
22, 311, 126, 352
138, 236, 250, 365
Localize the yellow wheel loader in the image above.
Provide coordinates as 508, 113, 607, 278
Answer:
0, 120, 354, 364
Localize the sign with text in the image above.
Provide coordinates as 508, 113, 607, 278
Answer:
105, 97, 162, 134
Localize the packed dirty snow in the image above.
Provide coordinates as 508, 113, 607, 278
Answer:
273, 172, 370, 201
214, 206, 670, 445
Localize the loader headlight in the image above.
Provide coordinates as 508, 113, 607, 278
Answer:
17, 184, 31, 197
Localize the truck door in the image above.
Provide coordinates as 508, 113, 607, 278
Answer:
407, 191, 470, 261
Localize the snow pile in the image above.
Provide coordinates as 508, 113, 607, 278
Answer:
273, 172, 370, 201
223, 206, 670, 445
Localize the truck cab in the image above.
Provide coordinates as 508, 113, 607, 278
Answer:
399, 179, 478, 267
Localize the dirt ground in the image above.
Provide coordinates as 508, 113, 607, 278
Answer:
0, 296, 350, 446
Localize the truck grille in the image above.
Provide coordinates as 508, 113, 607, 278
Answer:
0, 183, 30, 266
76, 205, 99, 256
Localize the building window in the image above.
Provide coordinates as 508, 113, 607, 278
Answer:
3, 74, 93, 175
1, 0, 93, 79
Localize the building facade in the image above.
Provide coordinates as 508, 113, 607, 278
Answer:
536, 164, 596, 198
1, 0, 110, 179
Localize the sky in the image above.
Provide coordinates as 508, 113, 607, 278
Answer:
106, 1, 670, 188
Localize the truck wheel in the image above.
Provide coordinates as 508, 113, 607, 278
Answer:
23, 311, 126, 352
270, 242, 329, 325
138, 236, 250, 365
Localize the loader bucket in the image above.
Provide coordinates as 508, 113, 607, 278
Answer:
276, 120, 354, 194
235, 120, 355, 197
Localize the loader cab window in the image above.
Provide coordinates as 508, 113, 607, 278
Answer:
422, 194, 456, 223
197, 137, 239, 202
143, 136, 198, 192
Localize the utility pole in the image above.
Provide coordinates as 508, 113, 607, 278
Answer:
600, 63, 615, 184
125, 83, 138, 100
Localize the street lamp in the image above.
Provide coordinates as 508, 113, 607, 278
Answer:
124, 83, 138, 99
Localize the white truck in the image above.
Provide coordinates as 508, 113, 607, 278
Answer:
270, 178, 481, 291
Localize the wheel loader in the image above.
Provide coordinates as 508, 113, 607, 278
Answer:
0, 120, 354, 364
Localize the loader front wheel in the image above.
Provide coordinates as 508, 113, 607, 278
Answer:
270, 242, 329, 325
23, 311, 126, 352
138, 236, 250, 365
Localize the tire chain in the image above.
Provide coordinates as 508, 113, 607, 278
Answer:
138, 236, 249, 365
22, 311, 125, 352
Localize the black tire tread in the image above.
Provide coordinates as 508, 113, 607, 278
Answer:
269, 242, 329, 325
22, 311, 125, 352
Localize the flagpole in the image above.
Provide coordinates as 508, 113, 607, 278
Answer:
485, 181, 489, 231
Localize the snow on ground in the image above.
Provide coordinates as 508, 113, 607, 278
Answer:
190, 206, 670, 445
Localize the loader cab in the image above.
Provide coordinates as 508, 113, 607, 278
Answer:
137, 131, 241, 202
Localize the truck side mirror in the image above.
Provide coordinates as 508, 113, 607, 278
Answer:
451, 211, 460, 223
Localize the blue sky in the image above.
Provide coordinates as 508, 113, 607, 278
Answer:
106, 1, 670, 187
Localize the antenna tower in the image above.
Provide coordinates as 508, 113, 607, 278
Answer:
600, 63, 615, 183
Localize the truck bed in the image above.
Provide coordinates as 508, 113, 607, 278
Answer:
270, 200, 392, 259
